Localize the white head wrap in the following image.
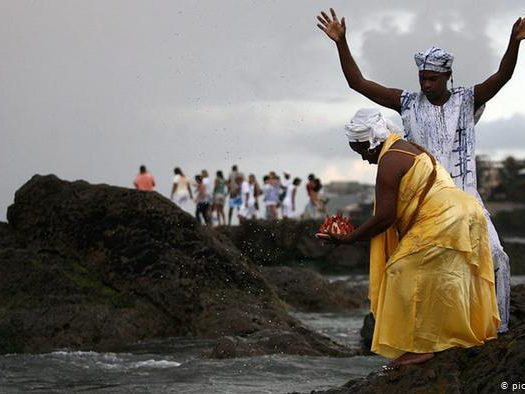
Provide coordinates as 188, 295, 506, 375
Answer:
345, 108, 401, 149
414, 46, 454, 73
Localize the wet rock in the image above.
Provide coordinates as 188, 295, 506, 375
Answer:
0, 175, 349, 355
359, 313, 375, 351
505, 242, 525, 275
261, 266, 368, 312
509, 284, 525, 327
206, 326, 357, 359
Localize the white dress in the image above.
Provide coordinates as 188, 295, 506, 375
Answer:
172, 174, 192, 213
282, 184, 297, 218
238, 180, 257, 218
400, 87, 510, 332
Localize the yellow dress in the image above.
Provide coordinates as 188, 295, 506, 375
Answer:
369, 134, 500, 359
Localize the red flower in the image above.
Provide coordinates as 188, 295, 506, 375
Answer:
318, 214, 354, 235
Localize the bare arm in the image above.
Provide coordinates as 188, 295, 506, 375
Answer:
317, 8, 403, 112
328, 153, 411, 244
170, 182, 178, 199
474, 17, 525, 110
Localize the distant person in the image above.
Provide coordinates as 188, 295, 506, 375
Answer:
304, 173, 321, 219
238, 173, 258, 222
262, 174, 280, 220
278, 171, 291, 216
227, 165, 243, 225
201, 169, 213, 198
201, 169, 213, 220
212, 170, 227, 226
312, 176, 325, 216
316, 7, 525, 333
253, 174, 263, 211
194, 175, 211, 225
282, 171, 291, 188
133, 165, 155, 191
171, 167, 193, 211
282, 177, 301, 219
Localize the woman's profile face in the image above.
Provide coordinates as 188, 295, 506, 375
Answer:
349, 141, 380, 164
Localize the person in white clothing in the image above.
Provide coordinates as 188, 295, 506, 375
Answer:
238, 174, 258, 222
171, 167, 193, 212
317, 8, 525, 332
282, 177, 301, 219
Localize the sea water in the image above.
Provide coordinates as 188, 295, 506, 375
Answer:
0, 310, 385, 393
3, 275, 523, 393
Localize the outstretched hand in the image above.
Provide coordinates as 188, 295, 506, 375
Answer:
315, 231, 353, 245
316, 8, 346, 43
511, 17, 525, 41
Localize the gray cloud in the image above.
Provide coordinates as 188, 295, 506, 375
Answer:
1, 1, 524, 220
477, 114, 525, 151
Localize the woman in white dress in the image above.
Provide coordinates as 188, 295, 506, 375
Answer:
171, 167, 193, 212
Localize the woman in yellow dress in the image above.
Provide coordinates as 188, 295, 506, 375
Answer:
320, 108, 500, 367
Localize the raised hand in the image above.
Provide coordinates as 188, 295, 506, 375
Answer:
316, 8, 346, 43
511, 17, 525, 41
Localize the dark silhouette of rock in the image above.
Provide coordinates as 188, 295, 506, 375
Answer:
206, 326, 356, 359
219, 219, 370, 273
509, 284, 525, 326
0, 175, 349, 356
261, 266, 368, 312
359, 313, 375, 352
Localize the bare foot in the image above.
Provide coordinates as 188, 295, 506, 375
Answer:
388, 352, 434, 368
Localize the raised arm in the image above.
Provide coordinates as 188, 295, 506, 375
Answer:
474, 17, 525, 110
317, 8, 403, 112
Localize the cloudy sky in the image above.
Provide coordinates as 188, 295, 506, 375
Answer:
1, 1, 524, 220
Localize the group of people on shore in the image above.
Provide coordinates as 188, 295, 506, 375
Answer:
134, 164, 326, 226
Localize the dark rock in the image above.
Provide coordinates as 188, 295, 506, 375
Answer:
510, 284, 525, 327
206, 326, 356, 359
359, 313, 375, 351
0, 175, 350, 355
261, 266, 368, 312
503, 241, 525, 275
218, 219, 370, 274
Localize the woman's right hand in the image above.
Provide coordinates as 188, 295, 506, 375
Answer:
316, 8, 346, 43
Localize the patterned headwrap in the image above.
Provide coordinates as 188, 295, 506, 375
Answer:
414, 47, 454, 73
345, 108, 402, 149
